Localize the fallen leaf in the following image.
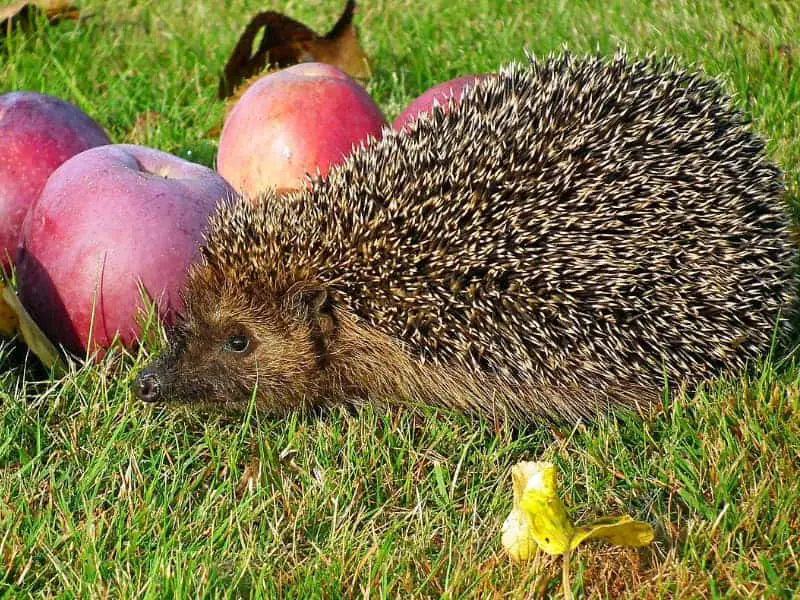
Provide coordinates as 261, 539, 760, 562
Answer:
501, 461, 654, 600
217, 0, 371, 101
0, 281, 18, 338
1, 0, 83, 38
571, 515, 655, 550
1, 284, 66, 374
500, 506, 538, 563
235, 456, 262, 498
501, 462, 574, 558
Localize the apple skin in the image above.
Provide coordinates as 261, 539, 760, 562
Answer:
0, 92, 110, 268
15, 144, 235, 357
217, 63, 387, 198
392, 75, 490, 132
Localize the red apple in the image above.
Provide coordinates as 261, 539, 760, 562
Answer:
16, 144, 234, 357
392, 75, 490, 132
0, 92, 110, 268
217, 63, 387, 198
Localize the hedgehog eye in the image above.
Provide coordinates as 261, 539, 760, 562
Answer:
224, 334, 250, 354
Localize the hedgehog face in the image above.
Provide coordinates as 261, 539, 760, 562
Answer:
134, 279, 334, 414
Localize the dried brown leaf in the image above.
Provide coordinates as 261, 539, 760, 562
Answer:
235, 456, 263, 499
0, 0, 82, 37
217, 0, 371, 100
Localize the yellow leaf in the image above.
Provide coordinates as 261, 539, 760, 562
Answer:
515, 462, 575, 555
1, 285, 66, 375
500, 508, 538, 562
501, 461, 655, 560
500, 461, 575, 559
501, 460, 654, 600
571, 515, 654, 550
0, 281, 19, 338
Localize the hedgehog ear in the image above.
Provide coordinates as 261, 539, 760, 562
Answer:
282, 283, 337, 349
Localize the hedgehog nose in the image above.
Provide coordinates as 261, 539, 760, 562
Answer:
134, 371, 161, 403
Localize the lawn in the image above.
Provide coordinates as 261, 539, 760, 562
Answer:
2, 0, 800, 597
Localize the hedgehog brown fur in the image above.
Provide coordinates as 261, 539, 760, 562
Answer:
135, 51, 797, 423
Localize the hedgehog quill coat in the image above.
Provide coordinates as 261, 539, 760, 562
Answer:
136, 52, 797, 422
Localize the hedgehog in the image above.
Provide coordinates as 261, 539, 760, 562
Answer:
134, 51, 797, 423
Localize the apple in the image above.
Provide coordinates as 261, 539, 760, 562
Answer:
392, 75, 490, 132
217, 63, 387, 199
0, 91, 110, 268
15, 144, 235, 357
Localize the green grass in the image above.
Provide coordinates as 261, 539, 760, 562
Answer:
2, 0, 800, 596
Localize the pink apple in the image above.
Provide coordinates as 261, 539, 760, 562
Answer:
392, 75, 491, 132
217, 63, 387, 198
0, 92, 110, 268
15, 144, 235, 357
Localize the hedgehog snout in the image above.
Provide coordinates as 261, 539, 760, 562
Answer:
134, 369, 162, 403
